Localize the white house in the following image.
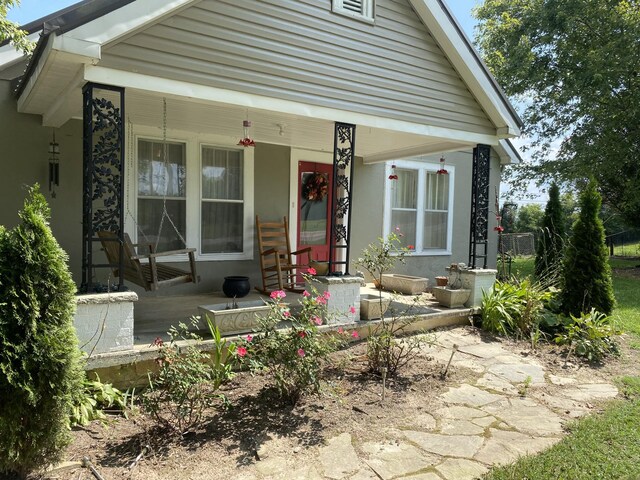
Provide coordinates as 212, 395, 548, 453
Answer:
0, 0, 522, 299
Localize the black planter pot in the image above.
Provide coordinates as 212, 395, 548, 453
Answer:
222, 276, 251, 298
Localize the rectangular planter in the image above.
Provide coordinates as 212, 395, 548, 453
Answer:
381, 274, 428, 295
198, 300, 271, 336
432, 287, 470, 308
360, 294, 391, 320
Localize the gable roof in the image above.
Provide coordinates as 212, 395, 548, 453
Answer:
4, 0, 522, 140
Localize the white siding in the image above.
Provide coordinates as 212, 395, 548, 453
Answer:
100, 0, 494, 135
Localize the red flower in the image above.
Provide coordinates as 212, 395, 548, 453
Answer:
494, 226, 505, 232
237, 346, 247, 357
298, 331, 306, 338
307, 267, 317, 275
407, 245, 415, 250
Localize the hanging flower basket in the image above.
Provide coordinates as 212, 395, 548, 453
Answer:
302, 173, 329, 202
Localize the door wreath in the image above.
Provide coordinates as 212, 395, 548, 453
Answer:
302, 172, 329, 202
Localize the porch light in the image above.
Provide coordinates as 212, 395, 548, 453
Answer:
436, 156, 448, 175
388, 164, 398, 180
237, 120, 255, 147
48, 131, 60, 197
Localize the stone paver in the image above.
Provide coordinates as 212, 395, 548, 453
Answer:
243, 327, 622, 480
436, 458, 489, 480
441, 384, 503, 407
361, 442, 439, 479
319, 433, 361, 479
403, 431, 484, 458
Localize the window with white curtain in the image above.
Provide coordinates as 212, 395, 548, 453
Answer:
201, 146, 244, 254
385, 160, 454, 255
137, 139, 187, 252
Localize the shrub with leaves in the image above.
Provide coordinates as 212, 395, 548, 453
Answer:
142, 318, 239, 435
481, 279, 553, 346
561, 180, 615, 316
71, 376, 131, 427
555, 309, 620, 363
243, 284, 343, 404
535, 182, 565, 284
0, 186, 84, 478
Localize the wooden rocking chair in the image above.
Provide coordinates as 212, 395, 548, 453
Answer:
98, 231, 199, 292
255, 216, 312, 294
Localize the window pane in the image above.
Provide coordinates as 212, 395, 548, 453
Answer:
423, 211, 448, 249
137, 139, 186, 252
391, 210, 417, 248
201, 202, 243, 253
138, 139, 186, 197
202, 147, 243, 200
392, 169, 417, 209
137, 198, 186, 252
425, 172, 449, 210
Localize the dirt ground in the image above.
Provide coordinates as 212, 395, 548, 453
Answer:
47, 326, 640, 480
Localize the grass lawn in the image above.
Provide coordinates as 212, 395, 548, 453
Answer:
483, 256, 640, 480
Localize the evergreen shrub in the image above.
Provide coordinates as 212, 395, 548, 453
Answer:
560, 181, 615, 316
535, 182, 565, 283
0, 186, 84, 478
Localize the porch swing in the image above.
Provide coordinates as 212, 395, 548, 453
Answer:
99, 99, 199, 291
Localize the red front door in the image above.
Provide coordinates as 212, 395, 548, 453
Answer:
297, 161, 333, 262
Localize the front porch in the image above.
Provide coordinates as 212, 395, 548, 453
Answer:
81, 284, 478, 388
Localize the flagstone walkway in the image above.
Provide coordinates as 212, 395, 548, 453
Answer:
237, 327, 619, 480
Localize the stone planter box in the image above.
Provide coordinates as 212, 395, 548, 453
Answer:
381, 274, 428, 295
74, 292, 138, 355
198, 300, 271, 336
360, 294, 392, 320
432, 287, 471, 308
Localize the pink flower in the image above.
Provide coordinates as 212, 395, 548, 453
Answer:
303, 290, 310, 297
237, 346, 247, 357
297, 348, 306, 357
316, 296, 327, 305
337, 327, 344, 334
349, 306, 356, 314
246, 334, 253, 342
307, 267, 317, 275
312, 316, 323, 326
270, 290, 286, 300
283, 310, 291, 318
298, 331, 306, 338
351, 331, 359, 339
323, 291, 331, 300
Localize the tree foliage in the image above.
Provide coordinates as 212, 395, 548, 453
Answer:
535, 183, 565, 279
0, 186, 84, 478
514, 203, 544, 233
560, 181, 615, 316
475, 0, 640, 227
0, 0, 34, 55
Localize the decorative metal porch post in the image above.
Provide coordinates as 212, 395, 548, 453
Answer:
81, 83, 125, 293
328, 122, 356, 275
468, 144, 491, 269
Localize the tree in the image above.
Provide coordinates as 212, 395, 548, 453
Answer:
514, 203, 543, 233
0, 186, 84, 478
560, 180, 615, 316
475, 0, 640, 228
0, 0, 34, 55
535, 183, 565, 280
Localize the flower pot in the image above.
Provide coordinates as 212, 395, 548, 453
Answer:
222, 276, 251, 298
435, 276, 449, 287
432, 286, 470, 308
198, 300, 270, 335
381, 274, 428, 295
360, 294, 391, 320
309, 260, 330, 276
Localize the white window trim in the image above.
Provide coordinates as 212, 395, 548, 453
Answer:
332, 0, 375, 24
125, 125, 254, 262
383, 159, 455, 256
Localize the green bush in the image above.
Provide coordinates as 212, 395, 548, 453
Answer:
142, 318, 238, 435
244, 285, 342, 404
555, 309, 620, 363
535, 182, 565, 283
480, 279, 553, 346
0, 186, 84, 478
71, 375, 131, 427
561, 180, 615, 316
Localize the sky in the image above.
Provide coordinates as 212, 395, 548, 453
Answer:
7, 0, 545, 205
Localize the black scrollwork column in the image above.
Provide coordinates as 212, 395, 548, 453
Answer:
82, 83, 125, 292
469, 144, 491, 269
329, 122, 356, 275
